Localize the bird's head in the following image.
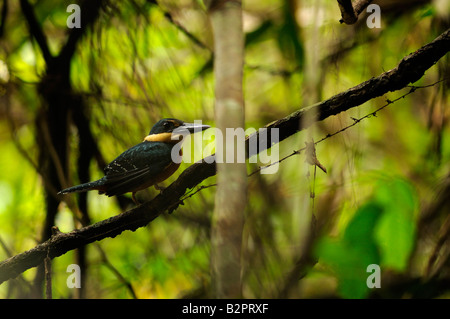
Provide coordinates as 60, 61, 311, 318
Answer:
144, 118, 210, 143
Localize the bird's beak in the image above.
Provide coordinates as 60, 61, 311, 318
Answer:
169, 122, 210, 141
180, 122, 211, 134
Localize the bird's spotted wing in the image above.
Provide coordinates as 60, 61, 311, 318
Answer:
101, 142, 175, 196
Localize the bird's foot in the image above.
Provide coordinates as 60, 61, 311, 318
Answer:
132, 192, 140, 205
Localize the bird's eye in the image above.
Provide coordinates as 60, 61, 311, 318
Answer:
163, 122, 170, 128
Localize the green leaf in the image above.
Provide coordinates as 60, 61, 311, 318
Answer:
374, 178, 417, 271
316, 203, 383, 298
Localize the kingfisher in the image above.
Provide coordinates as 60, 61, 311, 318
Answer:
58, 118, 210, 204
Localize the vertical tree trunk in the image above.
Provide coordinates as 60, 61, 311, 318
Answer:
19, 0, 104, 298
209, 0, 246, 298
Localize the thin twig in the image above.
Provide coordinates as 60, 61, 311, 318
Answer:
95, 244, 137, 299
44, 249, 52, 299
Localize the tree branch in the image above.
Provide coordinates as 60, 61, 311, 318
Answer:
0, 28, 449, 285
19, 0, 52, 63
337, 0, 374, 24
59, 0, 104, 67
337, 0, 358, 24
249, 28, 450, 156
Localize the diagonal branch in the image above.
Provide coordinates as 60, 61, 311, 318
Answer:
248, 28, 450, 157
0, 28, 449, 285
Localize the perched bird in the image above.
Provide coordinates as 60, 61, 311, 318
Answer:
58, 118, 210, 204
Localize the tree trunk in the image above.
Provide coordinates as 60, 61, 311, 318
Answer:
209, 0, 246, 298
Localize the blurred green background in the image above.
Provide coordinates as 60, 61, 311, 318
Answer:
0, 0, 449, 298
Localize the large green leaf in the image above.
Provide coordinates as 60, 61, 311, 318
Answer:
374, 178, 417, 271
315, 203, 383, 298
315, 177, 418, 298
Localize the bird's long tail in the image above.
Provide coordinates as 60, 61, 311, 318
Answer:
58, 178, 106, 195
